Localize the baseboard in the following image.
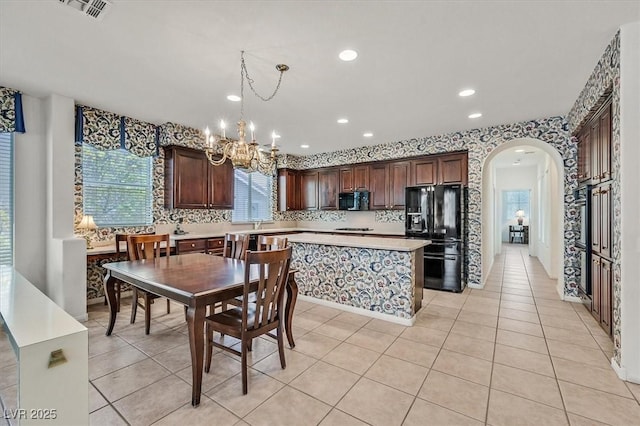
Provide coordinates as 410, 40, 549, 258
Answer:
467, 283, 483, 289
611, 358, 627, 380
74, 313, 88, 322
562, 294, 582, 303
297, 294, 416, 326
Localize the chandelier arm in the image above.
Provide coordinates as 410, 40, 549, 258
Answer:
206, 148, 227, 166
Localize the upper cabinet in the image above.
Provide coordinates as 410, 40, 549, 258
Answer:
276, 151, 468, 211
577, 95, 612, 185
277, 169, 299, 211
318, 169, 339, 210
340, 165, 370, 192
164, 145, 234, 209
300, 170, 319, 210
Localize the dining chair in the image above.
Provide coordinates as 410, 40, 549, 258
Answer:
127, 233, 171, 335
104, 232, 154, 312
223, 233, 250, 259
256, 235, 288, 251
204, 247, 292, 394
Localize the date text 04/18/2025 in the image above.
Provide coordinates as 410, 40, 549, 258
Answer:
3, 409, 58, 420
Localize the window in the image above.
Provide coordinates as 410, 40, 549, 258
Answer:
232, 169, 273, 222
502, 190, 530, 224
82, 145, 153, 227
0, 133, 13, 265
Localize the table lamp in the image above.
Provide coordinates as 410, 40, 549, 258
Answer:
515, 209, 525, 225
78, 214, 97, 249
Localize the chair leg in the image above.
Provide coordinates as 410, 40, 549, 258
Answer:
204, 323, 213, 374
277, 323, 286, 369
241, 337, 248, 395
144, 294, 151, 335
115, 281, 121, 313
166, 298, 170, 314
130, 288, 138, 324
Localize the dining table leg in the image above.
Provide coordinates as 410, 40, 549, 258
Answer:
104, 272, 118, 336
186, 305, 206, 407
285, 274, 298, 348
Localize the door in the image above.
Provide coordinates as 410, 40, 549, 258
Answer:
172, 147, 209, 209
577, 127, 591, 182
600, 258, 612, 334
339, 167, 354, 192
599, 102, 612, 182
209, 158, 234, 209
353, 165, 370, 190
599, 183, 611, 258
591, 187, 601, 254
590, 116, 601, 183
591, 256, 601, 321
438, 153, 468, 185
412, 158, 437, 185
319, 169, 339, 210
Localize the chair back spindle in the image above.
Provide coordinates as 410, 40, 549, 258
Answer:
224, 233, 250, 259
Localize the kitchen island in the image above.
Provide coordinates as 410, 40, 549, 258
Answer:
287, 233, 429, 325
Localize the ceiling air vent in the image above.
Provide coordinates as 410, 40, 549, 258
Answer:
57, 0, 112, 21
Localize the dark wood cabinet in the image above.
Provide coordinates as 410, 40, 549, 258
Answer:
276, 151, 467, 211
164, 145, 234, 209
412, 158, 437, 185
598, 103, 612, 183
340, 165, 369, 192
318, 169, 339, 210
300, 170, 319, 210
389, 161, 410, 209
369, 163, 390, 210
277, 169, 299, 211
591, 254, 612, 335
175, 237, 225, 256
577, 126, 591, 182
438, 153, 468, 185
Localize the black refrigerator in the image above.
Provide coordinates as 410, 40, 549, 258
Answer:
405, 184, 466, 292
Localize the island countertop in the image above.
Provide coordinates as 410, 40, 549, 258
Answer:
287, 232, 430, 251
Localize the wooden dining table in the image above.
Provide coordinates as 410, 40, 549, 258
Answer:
102, 253, 298, 407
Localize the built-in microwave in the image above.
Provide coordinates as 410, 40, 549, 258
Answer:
574, 184, 591, 249
338, 191, 370, 211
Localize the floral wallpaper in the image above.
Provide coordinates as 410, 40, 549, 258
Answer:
0, 86, 25, 133
290, 242, 418, 319
568, 31, 621, 363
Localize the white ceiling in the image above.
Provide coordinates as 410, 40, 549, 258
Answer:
1, 1, 638, 156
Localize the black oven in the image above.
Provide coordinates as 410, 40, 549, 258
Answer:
574, 185, 592, 303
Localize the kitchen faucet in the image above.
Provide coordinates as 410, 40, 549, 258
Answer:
253, 220, 263, 230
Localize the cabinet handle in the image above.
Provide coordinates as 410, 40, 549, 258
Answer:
600, 189, 609, 194
593, 189, 600, 195
595, 259, 600, 265
191, 243, 196, 247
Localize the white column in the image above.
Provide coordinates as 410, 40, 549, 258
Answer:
618, 22, 640, 383
44, 94, 87, 321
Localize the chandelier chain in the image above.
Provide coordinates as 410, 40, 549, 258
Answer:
241, 51, 286, 103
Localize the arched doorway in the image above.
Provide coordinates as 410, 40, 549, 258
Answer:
480, 137, 567, 298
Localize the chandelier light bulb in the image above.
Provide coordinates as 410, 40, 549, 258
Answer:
249, 121, 255, 140
219, 120, 226, 138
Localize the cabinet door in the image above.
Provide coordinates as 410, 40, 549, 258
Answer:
438, 153, 468, 185
591, 187, 601, 254
591, 256, 601, 322
412, 158, 437, 186
599, 102, 612, 182
369, 164, 389, 210
176, 239, 208, 254
209, 158, 234, 209
590, 117, 601, 183
389, 161, 410, 209
319, 169, 339, 210
353, 165, 370, 190
340, 167, 354, 192
577, 127, 591, 182
278, 169, 299, 211
168, 147, 209, 209
599, 183, 611, 259
300, 171, 319, 210
600, 258, 612, 334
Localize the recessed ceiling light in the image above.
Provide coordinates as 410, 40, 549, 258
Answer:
227, 95, 241, 102
513, 162, 520, 165
468, 113, 482, 119
515, 149, 525, 153
363, 132, 373, 138
337, 118, 349, 124
339, 49, 358, 61
458, 89, 475, 97
300, 144, 310, 149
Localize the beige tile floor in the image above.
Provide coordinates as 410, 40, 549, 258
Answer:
3, 244, 640, 425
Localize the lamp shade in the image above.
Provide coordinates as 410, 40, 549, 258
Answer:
515, 209, 525, 218
78, 214, 97, 230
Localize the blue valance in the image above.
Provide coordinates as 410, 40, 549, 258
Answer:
75, 105, 158, 157
0, 87, 26, 133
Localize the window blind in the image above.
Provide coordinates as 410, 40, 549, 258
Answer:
232, 169, 273, 222
82, 145, 153, 227
0, 133, 12, 265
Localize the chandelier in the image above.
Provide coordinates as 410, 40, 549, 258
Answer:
205, 51, 289, 173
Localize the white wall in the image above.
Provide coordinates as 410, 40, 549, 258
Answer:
14, 95, 47, 290
618, 22, 640, 382
535, 155, 561, 281
481, 165, 495, 284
